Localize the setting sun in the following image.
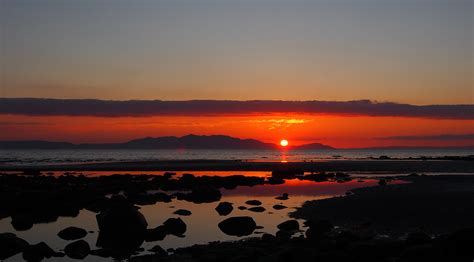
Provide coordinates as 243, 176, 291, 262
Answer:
280, 139, 289, 147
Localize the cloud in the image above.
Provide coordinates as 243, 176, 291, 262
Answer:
380, 134, 474, 140
0, 98, 472, 119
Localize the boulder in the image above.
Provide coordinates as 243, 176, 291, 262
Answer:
22, 242, 58, 261
273, 204, 287, 210
275, 193, 289, 200
163, 218, 187, 237
245, 200, 262, 206
58, 227, 88, 240
96, 204, 148, 251
145, 225, 167, 242
149, 245, 167, 257
277, 220, 299, 232
215, 202, 234, 216
185, 187, 222, 203
218, 216, 257, 237
0, 233, 29, 260
248, 206, 266, 213
173, 209, 192, 216
65, 240, 90, 259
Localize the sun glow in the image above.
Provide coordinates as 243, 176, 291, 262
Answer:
280, 139, 289, 147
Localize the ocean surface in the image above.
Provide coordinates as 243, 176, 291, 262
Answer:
0, 148, 472, 166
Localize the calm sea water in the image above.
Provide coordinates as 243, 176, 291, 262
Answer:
0, 149, 472, 166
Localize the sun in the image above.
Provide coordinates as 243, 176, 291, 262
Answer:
280, 139, 289, 147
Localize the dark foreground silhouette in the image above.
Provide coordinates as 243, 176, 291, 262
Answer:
0, 172, 473, 261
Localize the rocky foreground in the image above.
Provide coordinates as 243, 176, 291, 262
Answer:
0, 172, 473, 261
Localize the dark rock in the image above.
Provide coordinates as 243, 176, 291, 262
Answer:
96, 204, 148, 252
148, 245, 167, 257
11, 214, 33, 231
261, 233, 276, 242
22, 242, 57, 261
173, 209, 192, 216
65, 240, 90, 259
218, 217, 257, 237
58, 226, 88, 240
277, 220, 299, 231
245, 200, 262, 206
275, 193, 289, 200
163, 218, 187, 236
238, 206, 247, 210
185, 187, 222, 203
0, 233, 29, 260
406, 232, 431, 246
306, 220, 334, 240
273, 204, 287, 210
248, 206, 266, 212
215, 202, 234, 216
145, 225, 167, 242
272, 170, 304, 179
276, 230, 293, 239
90, 249, 111, 258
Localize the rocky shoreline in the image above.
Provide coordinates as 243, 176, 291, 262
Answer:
1, 172, 473, 261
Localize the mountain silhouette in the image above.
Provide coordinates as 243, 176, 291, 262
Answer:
0, 134, 333, 150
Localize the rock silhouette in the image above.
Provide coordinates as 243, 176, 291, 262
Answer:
218, 217, 257, 237
58, 227, 87, 241
215, 202, 234, 216
0, 233, 29, 260
65, 240, 90, 259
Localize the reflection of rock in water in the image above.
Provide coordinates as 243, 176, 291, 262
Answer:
96, 204, 147, 258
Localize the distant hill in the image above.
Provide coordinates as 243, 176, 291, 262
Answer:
0, 135, 285, 150
292, 143, 334, 150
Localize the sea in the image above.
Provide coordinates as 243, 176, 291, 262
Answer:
0, 148, 472, 166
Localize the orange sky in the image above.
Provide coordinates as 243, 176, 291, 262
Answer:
1, 114, 472, 148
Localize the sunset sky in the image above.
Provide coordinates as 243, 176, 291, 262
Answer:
0, 0, 473, 147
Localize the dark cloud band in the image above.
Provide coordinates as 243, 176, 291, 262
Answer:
0, 98, 473, 119
380, 134, 474, 140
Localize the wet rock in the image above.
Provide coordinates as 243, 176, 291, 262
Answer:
238, 206, 247, 210
185, 187, 222, 204
58, 226, 88, 240
11, 214, 33, 231
245, 200, 262, 206
273, 204, 287, 210
275, 193, 289, 200
173, 209, 192, 216
96, 204, 148, 252
248, 206, 266, 212
0, 233, 29, 260
218, 217, 257, 237
277, 220, 299, 232
215, 202, 234, 216
148, 245, 167, 257
65, 240, 90, 259
163, 218, 187, 237
306, 220, 334, 240
272, 170, 304, 179
153, 192, 172, 203
261, 233, 276, 242
22, 242, 58, 261
90, 249, 111, 258
276, 230, 293, 240
145, 226, 167, 242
